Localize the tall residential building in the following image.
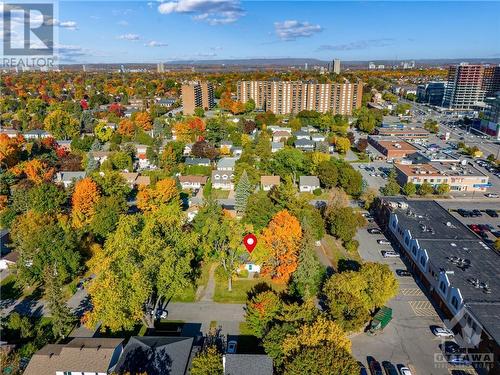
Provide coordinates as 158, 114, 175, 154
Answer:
237, 80, 363, 115
157, 62, 165, 73
330, 59, 341, 74
181, 81, 215, 115
443, 63, 500, 110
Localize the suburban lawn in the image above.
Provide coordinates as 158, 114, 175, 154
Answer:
170, 260, 214, 302
211, 189, 230, 199
322, 234, 362, 269
213, 268, 286, 303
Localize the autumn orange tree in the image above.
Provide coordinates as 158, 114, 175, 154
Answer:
10, 159, 55, 185
0, 134, 24, 168
173, 117, 206, 143
260, 210, 302, 282
133, 111, 152, 131
137, 178, 178, 212
118, 118, 136, 136
71, 177, 101, 228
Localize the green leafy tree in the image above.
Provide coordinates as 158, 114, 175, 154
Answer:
44, 268, 76, 339
111, 151, 133, 171
318, 160, 338, 188
245, 289, 283, 338
436, 183, 450, 196
418, 181, 434, 196
424, 119, 439, 133
243, 191, 278, 231
326, 206, 365, 244
28, 183, 67, 214
381, 169, 400, 196
270, 148, 307, 183
245, 98, 256, 113
190, 345, 223, 375
235, 169, 252, 214
89, 196, 127, 241
44, 109, 80, 139
337, 163, 363, 197
335, 137, 351, 154
360, 262, 399, 310
94, 121, 114, 142
402, 182, 416, 196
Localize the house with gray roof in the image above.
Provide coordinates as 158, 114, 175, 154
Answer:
294, 138, 315, 151
299, 176, 320, 192
23, 338, 123, 375
55, 171, 86, 188
294, 130, 311, 140
185, 157, 211, 167
271, 142, 284, 153
23, 129, 51, 139
217, 157, 238, 171
223, 354, 273, 375
311, 133, 326, 142
212, 170, 234, 190
115, 336, 193, 375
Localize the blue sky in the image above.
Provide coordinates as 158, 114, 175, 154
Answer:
53, 1, 500, 63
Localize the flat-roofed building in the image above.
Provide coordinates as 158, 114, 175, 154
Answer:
394, 162, 490, 192
182, 81, 215, 115
368, 136, 418, 160
237, 80, 362, 115
375, 127, 430, 139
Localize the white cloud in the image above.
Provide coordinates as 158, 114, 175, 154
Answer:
274, 20, 322, 41
118, 33, 140, 41
117, 20, 129, 26
145, 40, 168, 47
56, 20, 78, 30
158, 0, 244, 25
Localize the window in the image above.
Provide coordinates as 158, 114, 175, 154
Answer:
392, 221, 397, 229
451, 296, 459, 309
412, 246, 417, 256
405, 237, 410, 246
439, 281, 446, 294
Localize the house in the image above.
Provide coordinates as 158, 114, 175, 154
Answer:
212, 170, 234, 190
301, 126, 318, 133
272, 130, 292, 143
135, 175, 151, 187
311, 133, 326, 142
0, 229, 10, 255
56, 140, 72, 151
23, 129, 51, 139
183, 143, 193, 156
294, 138, 315, 151
223, 354, 273, 375
55, 171, 86, 188
124, 108, 139, 118
294, 130, 310, 140
299, 176, 320, 192
156, 98, 176, 107
185, 158, 211, 167
92, 151, 112, 164
0, 251, 18, 271
260, 176, 280, 191
239, 262, 261, 273
120, 172, 140, 188
134, 144, 149, 155
217, 157, 237, 172
271, 142, 284, 153
267, 126, 291, 133
220, 141, 233, 154
23, 338, 124, 375
0, 128, 19, 138
137, 153, 151, 169
115, 336, 193, 375
179, 175, 208, 190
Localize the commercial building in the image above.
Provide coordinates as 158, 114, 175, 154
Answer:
375, 126, 430, 139
394, 162, 490, 192
330, 59, 341, 74
368, 136, 418, 160
476, 91, 500, 140
443, 63, 500, 110
416, 82, 446, 106
377, 198, 500, 371
236, 80, 363, 115
181, 81, 215, 115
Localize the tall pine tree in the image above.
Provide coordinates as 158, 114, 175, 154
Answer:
235, 169, 252, 214
292, 221, 324, 299
44, 267, 76, 339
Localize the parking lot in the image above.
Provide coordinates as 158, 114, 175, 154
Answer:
351, 222, 478, 375
353, 161, 391, 192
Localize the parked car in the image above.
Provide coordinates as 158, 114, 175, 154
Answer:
399, 367, 413, 375
457, 209, 471, 217
358, 363, 368, 375
382, 250, 400, 258
227, 340, 237, 354
377, 239, 391, 245
382, 361, 398, 375
485, 209, 499, 217
432, 326, 454, 338
471, 209, 482, 217
368, 228, 382, 234
448, 356, 472, 366
468, 224, 481, 233
440, 341, 462, 354
156, 309, 168, 319
396, 269, 412, 277
367, 357, 383, 375
485, 193, 499, 198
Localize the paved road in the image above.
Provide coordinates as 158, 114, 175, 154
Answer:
352, 224, 450, 375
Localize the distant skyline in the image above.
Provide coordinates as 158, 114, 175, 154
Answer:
8, 1, 500, 64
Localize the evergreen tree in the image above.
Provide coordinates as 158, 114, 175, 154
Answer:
291, 222, 324, 299
380, 169, 400, 196
44, 268, 76, 339
235, 169, 252, 214
402, 182, 416, 196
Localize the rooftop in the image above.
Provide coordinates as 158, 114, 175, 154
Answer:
395, 162, 487, 178
224, 354, 273, 375
261, 175, 280, 185
299, 175, 320, 186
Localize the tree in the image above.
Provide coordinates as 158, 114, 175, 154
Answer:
355, 107, 379, 134
335, 137, 351, 155
326, 206, 365, 244
418, 181, 434, 196
71, 177, 101, 228
380, 169, 400, 196
118, 118, 136, 136
243, 192, 278, 231
245, 98, 256, 112
291, 223, 324, 299
424, 119, 439, 133
137, 178, 178, 212
44, 268, 76, 339
318, 160, 338, 188
284, 344, 360, 375
190, 345, 223, 375
28, 183, 66, 214
402, 182, 416, 196
192, 140, 219, 160
0, 134, 24, 168
360, 262, 399, 309
94, 121, 114, 142
245, 289, 283, 338
133, 111, 153, 131
110, 151, 133, 171
194, 107, 205, 117
260, 210, 302, 283
235, 170, 252, 214
21, 159, 55, 185
89, 195, 127, 241
270, 148, 307, 183
44, 109, 79, 139
436, 183, 450, 196
360, 188, 377, 210
337, 163, 363, 197
357, 138, 368, 153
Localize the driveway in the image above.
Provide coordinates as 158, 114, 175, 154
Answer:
351, 225, 453, 375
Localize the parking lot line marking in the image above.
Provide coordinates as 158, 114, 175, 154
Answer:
400, 288, 424, 296
408, 301, 439, 317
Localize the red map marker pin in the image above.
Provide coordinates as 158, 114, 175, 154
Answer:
243, 233, 257, 253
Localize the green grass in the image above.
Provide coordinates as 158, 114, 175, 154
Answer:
170, 286, 197, 302
322, 235, 361, 269
211, 189, 230, 199
0, 275, 22, 300
239, 322, 253, 335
